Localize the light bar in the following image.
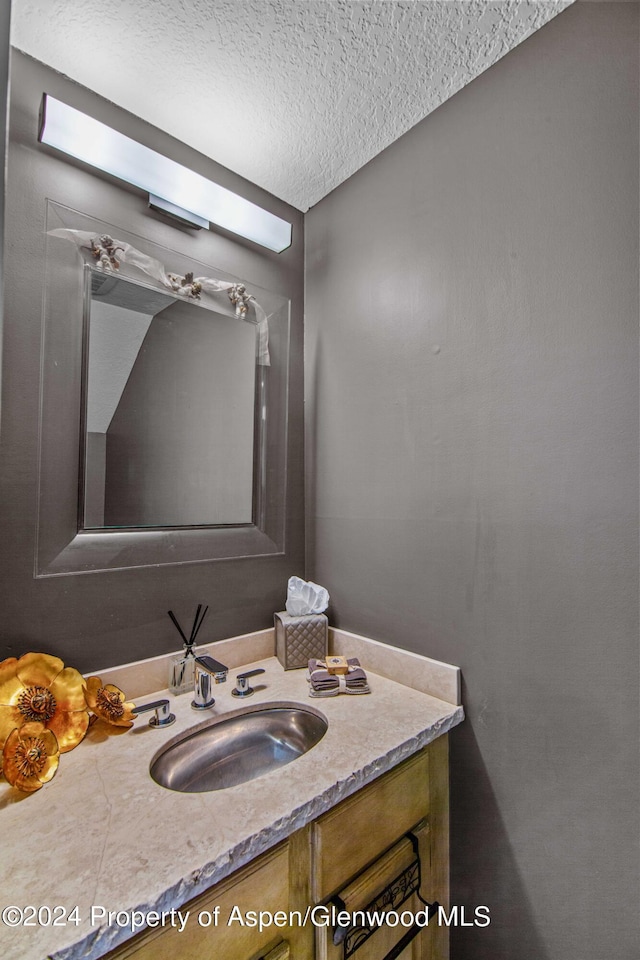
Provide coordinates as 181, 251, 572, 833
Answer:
38, 94, 292, 253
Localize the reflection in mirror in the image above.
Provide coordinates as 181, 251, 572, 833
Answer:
81, 269, 260, 529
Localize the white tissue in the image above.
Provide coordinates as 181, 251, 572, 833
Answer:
285, 576, 329, 616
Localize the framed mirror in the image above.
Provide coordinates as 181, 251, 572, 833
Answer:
81, 268, 261, 530
36, 201, 290, 576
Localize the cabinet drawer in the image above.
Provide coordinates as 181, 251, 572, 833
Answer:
312, 749, 429, 901
105, 843, 289, 960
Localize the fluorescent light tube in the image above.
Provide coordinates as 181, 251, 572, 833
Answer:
39, 94, 292, 253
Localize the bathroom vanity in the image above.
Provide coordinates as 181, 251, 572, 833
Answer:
104, 741, 446, 960
0, 629, 463, 960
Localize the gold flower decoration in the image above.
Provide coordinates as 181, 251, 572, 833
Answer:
2, 721, 60, 792
0, 653, 89, 754
83, 677, 136, 728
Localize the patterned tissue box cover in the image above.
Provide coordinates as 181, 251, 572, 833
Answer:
274, 611, 328, 670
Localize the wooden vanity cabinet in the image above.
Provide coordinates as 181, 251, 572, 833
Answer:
311, 734, 449, 960
103, 735, 449, 960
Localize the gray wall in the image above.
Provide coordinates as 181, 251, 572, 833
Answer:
0, 51, 304, 672
305, 4, 638, 959
0, 2, 10, 380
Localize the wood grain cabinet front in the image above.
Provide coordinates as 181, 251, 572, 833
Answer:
310, 748, 430, 903
295, 735, 450, 960
316, 824, 430, 960
311, 735, 449, 960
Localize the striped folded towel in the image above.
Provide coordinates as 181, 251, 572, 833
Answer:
307, 657, 371, 697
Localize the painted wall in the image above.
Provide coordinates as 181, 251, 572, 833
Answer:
0, 1, 10, 375
0, 51, 304, 672
305, 4, 638, 958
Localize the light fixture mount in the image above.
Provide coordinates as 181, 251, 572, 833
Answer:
148, 195, 208, 230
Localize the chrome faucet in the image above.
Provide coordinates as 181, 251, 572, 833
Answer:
192, 655, 228, 710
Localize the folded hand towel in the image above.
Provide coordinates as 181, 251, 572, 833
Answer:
307, 657, 371, 697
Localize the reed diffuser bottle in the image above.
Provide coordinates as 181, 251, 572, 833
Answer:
167, 605, 208, 695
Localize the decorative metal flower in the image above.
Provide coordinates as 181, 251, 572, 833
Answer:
0, 653, 89, 754
2, 721, 60, 793
83, 677, 136, 728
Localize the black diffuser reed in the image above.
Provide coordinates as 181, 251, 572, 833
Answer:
168, 604, 209, 694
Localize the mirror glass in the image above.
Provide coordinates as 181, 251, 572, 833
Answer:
82, 269, 259, 529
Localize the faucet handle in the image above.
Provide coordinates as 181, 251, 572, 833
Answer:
132, 699, 176, 727
195, 655, 228, 683
231, 668, 265, 699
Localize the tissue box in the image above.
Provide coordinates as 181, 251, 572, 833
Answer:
274, 611, 328, 670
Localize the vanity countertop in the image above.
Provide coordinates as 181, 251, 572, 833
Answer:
0, 651, 463, 960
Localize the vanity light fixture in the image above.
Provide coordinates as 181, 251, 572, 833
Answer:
38, 94, 292, 253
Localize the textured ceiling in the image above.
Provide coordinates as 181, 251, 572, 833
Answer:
12, 0, 573, 212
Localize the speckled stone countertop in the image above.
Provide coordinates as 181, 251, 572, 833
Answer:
0, 649, 463, 960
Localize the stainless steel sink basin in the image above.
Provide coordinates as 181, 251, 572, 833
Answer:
149, 701, 328, 793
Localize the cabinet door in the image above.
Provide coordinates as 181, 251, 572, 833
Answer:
104, 842, 289, 960
316, 824, 430, 960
